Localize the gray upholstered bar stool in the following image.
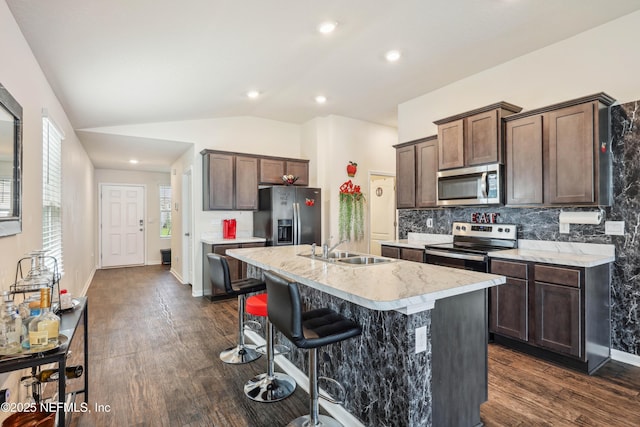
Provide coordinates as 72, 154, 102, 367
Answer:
208, 253, 266, 364
264, 271, 362, 427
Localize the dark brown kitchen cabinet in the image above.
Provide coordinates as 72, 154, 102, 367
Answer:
380, 244, 425, 263
394, 135, 438, 209
503, 93, 615, 207
259, 158, 310, 186
395, 144, 416, 208
546, 103, 596, 204
490, 260, 528, 341
435, 102, 522, 171
505, 115, 543, 205
202, 151, 258, 210
491, 258, 611, 374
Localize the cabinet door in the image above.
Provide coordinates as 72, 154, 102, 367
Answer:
465, 110, 498, 166
381, 245, 400, 259
259, 158, 285, 184
416, 139, 438, 207
400, 248, 425, 263
286, 160, 309, 186
396, 145, 416, 208
490, 277, 528, 341
505, 115, 543, 205
438, 119, 465, 170
205, 153, 234, 210
535, 282, 581, 358
235, 156, 258, 210
547, 103, 595, 204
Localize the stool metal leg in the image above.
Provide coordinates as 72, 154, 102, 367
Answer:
220, 294, 261, 364
289, 348, 342, 427
244, 319, 296, 402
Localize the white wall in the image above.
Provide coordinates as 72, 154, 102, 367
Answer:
302, 115, 397, 253
398, 10, 640, 143
94, 169, 171, 265
0, 1, 96, 414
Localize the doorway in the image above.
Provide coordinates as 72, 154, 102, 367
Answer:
100, 184, 145, 267
369, 173, 396, 255
182, 168, 193, 285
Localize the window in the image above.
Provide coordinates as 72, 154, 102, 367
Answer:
42, 116, 64, 275
160, 185, 172, 237
0, 177, 11, 216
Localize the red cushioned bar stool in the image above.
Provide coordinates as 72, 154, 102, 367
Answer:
244, 292, 297, 402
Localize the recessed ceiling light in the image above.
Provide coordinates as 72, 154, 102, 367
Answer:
129, 159, 139, 164
247, 90, 260, 99
318, 21, 338, 34
385, 50, 401, 62
315, 95, 327, 104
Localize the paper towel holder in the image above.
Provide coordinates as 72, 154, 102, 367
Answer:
558, 209, 604, 233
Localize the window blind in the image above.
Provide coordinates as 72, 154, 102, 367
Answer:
42, 117, 64, 275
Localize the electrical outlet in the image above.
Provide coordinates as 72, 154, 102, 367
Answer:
415, 326, 427, 354
559, 223, 570, 234
426, 218, 433, 228
605, 221, 625, 236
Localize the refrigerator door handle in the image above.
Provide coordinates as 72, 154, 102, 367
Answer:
293, 202, 299, 245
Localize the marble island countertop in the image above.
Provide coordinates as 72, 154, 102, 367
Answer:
227, 245, 505, 314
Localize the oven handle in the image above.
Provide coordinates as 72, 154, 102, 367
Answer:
424, 249, 487, 262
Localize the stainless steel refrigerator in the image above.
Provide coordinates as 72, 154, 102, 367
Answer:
253, 186, 321, 246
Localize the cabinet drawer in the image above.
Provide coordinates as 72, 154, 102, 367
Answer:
381, 245, 400, 259
534, 264, 581, 288
401, 248, 425, 263
212, 244, 241, 256
491, 259, 528, 279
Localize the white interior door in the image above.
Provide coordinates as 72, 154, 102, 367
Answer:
369, 174, 396, 255
182, 169, 193, 284
100, 184, 145, 267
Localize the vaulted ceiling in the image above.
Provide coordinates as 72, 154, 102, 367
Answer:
7, 0, 640, 171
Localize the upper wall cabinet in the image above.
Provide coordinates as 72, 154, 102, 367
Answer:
202, 151, 258, 210
394, 135, 438, 209
435, 102, 522, 170
504, 93, 615, 207
258, 157, 309, 186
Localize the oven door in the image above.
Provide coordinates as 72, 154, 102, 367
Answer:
424, 248, 488, 272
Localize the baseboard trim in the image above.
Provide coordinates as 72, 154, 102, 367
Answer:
79, 267, 96, 297
245, 330, 365, 427
611, 349, 640, 367
170, 268, 185, 284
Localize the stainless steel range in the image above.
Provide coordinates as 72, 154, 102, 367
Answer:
424, 222, 517, 272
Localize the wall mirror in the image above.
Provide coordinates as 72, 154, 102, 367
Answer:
0, 83, 23, 237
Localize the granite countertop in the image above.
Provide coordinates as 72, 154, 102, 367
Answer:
227, 245, 505, 314
380, 232, 453, 249
201, 235, 266, 245
488, 239, 615, 267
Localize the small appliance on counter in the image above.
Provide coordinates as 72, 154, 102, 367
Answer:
253, 186, 321, 246
222, 218, 236, 239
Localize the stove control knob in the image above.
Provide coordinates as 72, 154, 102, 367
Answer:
498, 227, 504, 232
462, 226, 467, 231
505, 228, 510, 233
455, 225, 461, 231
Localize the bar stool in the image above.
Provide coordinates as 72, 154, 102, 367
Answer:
244, 293, 297, 402
264, 271, 362, 427
207, 253, 266, 364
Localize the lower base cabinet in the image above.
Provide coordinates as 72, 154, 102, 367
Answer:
490, 258, 610, 374
381, 245, 425, 263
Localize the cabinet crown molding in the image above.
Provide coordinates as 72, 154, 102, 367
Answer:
433, 101, 522, 125
393, 134, 437, 149
503, 92, 616, 122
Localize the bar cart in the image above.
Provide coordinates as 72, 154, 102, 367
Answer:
0, 253, 88, 426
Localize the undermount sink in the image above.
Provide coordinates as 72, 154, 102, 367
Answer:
326, 251, 359, 259
336, 256, 393, 265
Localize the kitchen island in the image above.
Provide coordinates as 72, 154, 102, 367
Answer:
227, 245, 506, 427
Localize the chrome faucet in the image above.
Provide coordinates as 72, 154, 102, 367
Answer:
322, 237, 348, 258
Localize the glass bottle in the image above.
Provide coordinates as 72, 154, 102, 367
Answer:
36, 365, 83, 383
28, 288, 60, 349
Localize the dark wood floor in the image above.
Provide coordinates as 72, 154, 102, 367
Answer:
63, 265, 640, 426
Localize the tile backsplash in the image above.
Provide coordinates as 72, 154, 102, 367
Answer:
398, 100, 640, 357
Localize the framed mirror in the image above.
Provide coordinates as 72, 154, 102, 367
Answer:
0, 83, 23, 237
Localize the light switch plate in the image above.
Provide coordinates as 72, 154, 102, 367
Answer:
415, 326, 427, 354
605, 221, 625, 236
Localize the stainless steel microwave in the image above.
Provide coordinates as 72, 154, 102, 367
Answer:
437, 164, 502, 206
